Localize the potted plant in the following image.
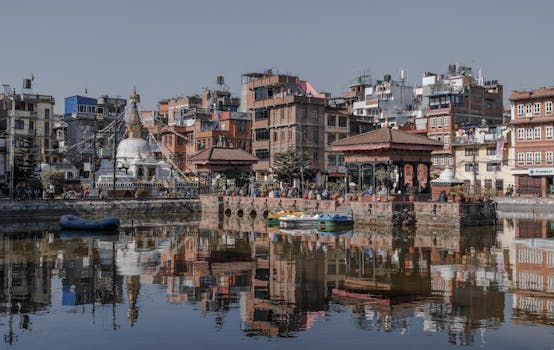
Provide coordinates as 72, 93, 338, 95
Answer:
482, 187, 497, 201
406, 184, 416, 201
449, 184, 465, 202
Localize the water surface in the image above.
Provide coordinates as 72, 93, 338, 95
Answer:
0, 214, 553, 349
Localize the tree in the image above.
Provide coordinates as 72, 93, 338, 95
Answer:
273, 147, 316, 184
41, 170, 65, 195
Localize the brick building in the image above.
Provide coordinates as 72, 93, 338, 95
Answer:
418, 65, 504, 174
240, 71, 326, 181
509, 87, 554, 196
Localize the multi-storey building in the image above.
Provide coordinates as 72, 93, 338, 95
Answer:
324, 106, 349, 182
0, 89, 55, 192
240, 71, 326, 181
60, 95, 126, 181
451, 126, 513, 195
341, 74, 373, 114
509, 87, 554, 196
352, 72, 415, 127
159, 107, 251, 174
418, 65, 504, 174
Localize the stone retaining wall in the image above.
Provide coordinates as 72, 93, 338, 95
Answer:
206, 195, 497, 227
0, 199, 201, 218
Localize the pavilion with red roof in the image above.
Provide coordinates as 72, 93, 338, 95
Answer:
332, 127, 442, 195
187, 147, 258, 173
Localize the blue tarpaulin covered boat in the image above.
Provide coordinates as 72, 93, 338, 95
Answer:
317, 213, 354, 231
59, 215, 120, 231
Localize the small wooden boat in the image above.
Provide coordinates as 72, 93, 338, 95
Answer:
279, 214, 319, 228
317, 214, 354, 231
59, 215, 120, 231
267, 210, 303, 226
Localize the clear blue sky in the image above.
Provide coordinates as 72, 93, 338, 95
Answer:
1, 0, 553, 113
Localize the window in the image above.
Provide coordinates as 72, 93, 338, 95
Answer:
254, 108, 269, 120
254, 87, 268, 101
517, 104, 524, 117
288, 129, 292, 139
444, 116, 450, 128
526, 128, 533, 140
486, 147, 496, 155
78, 105, 87, 113
312, 109, 319, 119
518, 128, 524, 141
444, 135, 450, 148
547, 126, 554, 140
255, 128, 269, 141
327, 115, 336, 127
29, 121, 34, 130
517, 152, 524, 166
465, 147, 477, 156
236, 120, 247, 132
546, 101, 553, 115
496, 179, 504, 193
297, 107, 306, 118
430, 118, 436, 129
546, 151, 553, 165
439, 156, 445, 166
534, 127, 542, 140
313, 151, 318, 161
526, 103, 532, 115
15, 120, 24, 129
487, 163, 501, 172
526, 152, 533, 165
338, 155, 345, 166
273, 132, 278, 142
465, 162, 478, 173
437, 117, 443, 129
313, 131, 318, 144
338, 116, 347, 127
327, 133, 336, 145
535, 152, 542, 165
45, 108, 50, 120
534, 103, 541, 116
328, 154, 336, 166
432, 156, 438, 166
27, 103, 34, 112
255, 149, 269, 160
177, 136, 184, 145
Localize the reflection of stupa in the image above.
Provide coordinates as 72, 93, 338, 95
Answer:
96, 88, 170, 196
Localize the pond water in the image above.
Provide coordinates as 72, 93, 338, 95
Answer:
0, 214, 553, 350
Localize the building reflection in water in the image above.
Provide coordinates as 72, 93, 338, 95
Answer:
0, 214, 554, 345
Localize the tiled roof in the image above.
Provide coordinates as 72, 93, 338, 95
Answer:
510, 87, 554, 101
332, 127, 442, 148
188, 147, 258, 164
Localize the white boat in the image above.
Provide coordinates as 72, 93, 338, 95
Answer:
279, 214, 319, 228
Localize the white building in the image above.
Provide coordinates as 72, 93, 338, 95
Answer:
352, 72, 415, 127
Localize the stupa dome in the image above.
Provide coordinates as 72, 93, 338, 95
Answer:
117, 137, 151, 160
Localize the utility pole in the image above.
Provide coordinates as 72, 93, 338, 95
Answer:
112, 117, 118, 200
8, 90, 16, 200
472, 132, 477, 195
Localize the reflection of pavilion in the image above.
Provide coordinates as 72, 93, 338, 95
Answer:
332, 127, 442, 194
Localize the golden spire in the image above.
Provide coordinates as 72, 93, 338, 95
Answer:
126, 87, 142, 138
